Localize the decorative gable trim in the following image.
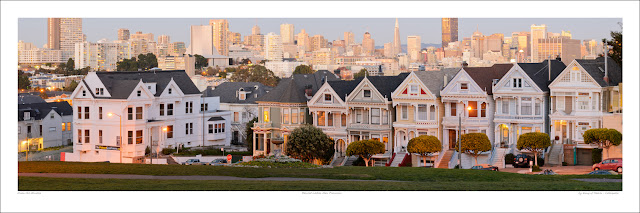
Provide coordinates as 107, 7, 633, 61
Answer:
440, 68, 486, 97
127, 80, 156, 100
160, 78, 186, 97
493, 63, 543, 93
549, 60, 601, 89
308, 81, 346, 108
391, 72, 435, 100
346, 77, 386, 103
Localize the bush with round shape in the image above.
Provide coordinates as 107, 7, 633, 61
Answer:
407, 135, 442, 167
517, 132, 551, 166
286, 125, 335, 164
583, 128, 622, 160
454, 133, 491, 165
346, 139, 385, 167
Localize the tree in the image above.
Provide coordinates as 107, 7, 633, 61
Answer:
407, 135, 442, 167
354, 68, 367, 78
39, 89, 48, 99
229, 65, 280, 87
205, 67, 219, 76
292, 64, 314, 75
583, 128, 622, 160
65, 58, 75, 72
194, 54, 208, 69
346, 139, 385, 167
516, 132, 551, 166
137, 53, 158, 70
117, 57, 138, 71
286, 125, 335, 164
18, 74, 31, 90
454, 133, 491, 165
64, 80, 79, 92
602, 26, 622, 66
219, 72, 227, 79
245, 117, 258, 151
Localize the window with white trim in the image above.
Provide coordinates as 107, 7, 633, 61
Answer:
371, 109, 380, 124
283, 108, 289, 124
382, 110, 388, 124
328, 112, 334, 126
291, 109, 299, 124
417, 105, 427, 120
556, 96, 565, 110
363, 90, 371, 98
410, 85, 419, 94
401, 105, 408, 120
460, 83, 468, 90
429, 105, 436, 120
502, 99, 509, 115
578, 95, 589, 110
513, 78, 523, 88
535, 99, 541, 115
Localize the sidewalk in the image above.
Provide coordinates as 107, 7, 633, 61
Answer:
501, 165, 593, 175
19, 173, 406, 182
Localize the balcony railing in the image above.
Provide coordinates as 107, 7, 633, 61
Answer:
494, 114, 543, 120
254, 122, 271, 129
348, 123, 390, 130
442, 117, 489, 124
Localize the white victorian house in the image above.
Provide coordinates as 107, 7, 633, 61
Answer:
440, 64, 511, 168
307, 80, 354, 158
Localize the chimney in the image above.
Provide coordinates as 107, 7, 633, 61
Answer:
604, 46, 610, 83
443, 74, 449, 87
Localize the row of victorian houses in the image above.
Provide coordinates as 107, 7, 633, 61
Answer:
249, 57, 622, 168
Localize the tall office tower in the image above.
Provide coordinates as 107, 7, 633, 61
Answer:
118, 28, 130, 41
383, 42, 393, 58
311, 35, 327, 52
209, 19, 229, 56
486, 33, 504, 52
407, 35, 421, 62
441, 18, 459, 48
228, 32, 241, 44
393, 18, 402, 54
280, 23, 295, 44
471, 28, 486, 59
264, 32, 284, 61
169, 42, 186, 56
362, 32, 375, 56
252, 25, 261, 35
189, 25, 220, 56
530, 24, 547, 62
47, 18, 82, 60
534, 35, 580, 64
297, 29, 311, 52
344, 31, 355, 45
158, 35, 170, 45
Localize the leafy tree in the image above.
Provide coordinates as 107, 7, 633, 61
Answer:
39, 89, 48, 99
219, 72, 227, 78
205, 67, 219, 76
286, 125, 335, 164
245, 117, 258, 151
354, 68, 367, 78
194, 54, 208, 69
240, 58, 251, 65
18, 74, 31, 90
583, 128, 622, 160
407, 135, 442, 167
346, 139, 385, 167
602, 26, 622, 66
137, 53, 158, 70
292, 64, 314, 75
64, 80, 79, 92
517, 132, 551, 166
454, 133, 491, 165
65, 58, 75, 72
117, 57, 138, 71
230, 65, 280, 87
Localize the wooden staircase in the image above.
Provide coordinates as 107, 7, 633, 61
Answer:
436, 150, 454, 168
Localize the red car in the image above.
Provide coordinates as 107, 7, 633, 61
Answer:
592, 158, 622, 173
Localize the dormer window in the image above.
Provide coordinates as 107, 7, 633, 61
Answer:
95, 88, 104, 95
410, 85, 419, 94
363, 90, 371, 98
239, 93, 246, 100
324, 94, 332, 103
460, 83, 468, 90
137, 90, 141, 97
168, 88, 172, 94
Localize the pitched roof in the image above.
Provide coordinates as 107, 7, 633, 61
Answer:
257, 70, 339, 103
413, 68, 461, 97
365, 73, 410, 99
328, 79, 361, 101
18, 94, 46, 104
18, 101, 73, 121
518, 59, 567, 92
575, 57, 622, 87
94, 70, 201, 99
203, 82, 272, 104
464, 64, 513, 95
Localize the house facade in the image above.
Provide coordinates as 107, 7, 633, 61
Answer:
548, 57, 622, 165
18, 102, 73, 152
307, 80, 355, 157
64, 71, 231, 163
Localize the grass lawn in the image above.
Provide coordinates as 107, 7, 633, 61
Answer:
18, 177, 621, 191
18, 161, 622, 191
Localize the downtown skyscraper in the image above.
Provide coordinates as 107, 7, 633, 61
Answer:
393, 18, 402, 55
280, 23, 295, 45
209, 19, 229, 56
47, 18, 83, 60
441, 18, 458, 48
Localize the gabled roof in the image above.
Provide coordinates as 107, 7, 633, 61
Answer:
464, 64, 513, 95
94, 70, 201, 99
203, 82, 272, 104
359, 73, 410, 99
257, 70, 339, 103
18, 101, 73, 121
518, 59, 566, 92
413, 68, 461, 97
18, 94, 46, 104
574, 57, 622, 87
327, 79, 361, 101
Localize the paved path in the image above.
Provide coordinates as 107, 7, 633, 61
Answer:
501, 165, 594, 175
572, 178, 622, 183
19, 173, 405, 182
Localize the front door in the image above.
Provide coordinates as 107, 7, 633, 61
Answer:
336, 139, 345, 157
449, 130, 456, 150
266, 139, 271, 155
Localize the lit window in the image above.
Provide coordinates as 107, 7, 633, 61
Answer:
263, 108, 270, 122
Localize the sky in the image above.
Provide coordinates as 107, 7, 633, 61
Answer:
18, 18, 622, 48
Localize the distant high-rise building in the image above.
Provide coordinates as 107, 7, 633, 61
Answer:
534, 36, 580, 64
188, 25, 220, 56
228, 32, 241, 44
441, 18, 458, 48
383, 42, 393, 58
118, 28, 130, 41
407, 35, 421, 62
530, 24, 547, 62
344, 31, 355, 45
393, 18, 402, 54
47, 18, 82, 60
471, 28, 486, 59
209, 19, 229, 56
311, 35, 327, 52
252, 25, 261, 35
169, 42, 186, 56
158, 35, 170, 45
131, 31, 154, 41
486, 33, 503, 52
280, 23, 294, 44
362, 32, 375, 56
297, 29, 310, 52
18, 40, 36, 52
75, 39, 131, 71
561, 30, 572, 39
264, 32, 284, 61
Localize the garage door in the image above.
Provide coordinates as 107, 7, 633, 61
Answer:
576, 149, 592, 165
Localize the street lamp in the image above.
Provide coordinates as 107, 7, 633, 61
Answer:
22, 141, 29, 161
108, 112, 122, 163
457, 105, 473, 169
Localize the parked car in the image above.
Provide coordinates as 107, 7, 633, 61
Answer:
471, 164, 499, 171
210, 159, 228, 166
592, 158, 622, 173
182, 159, 205, 165
587, 170, 619, 175
512, 154, 533, 168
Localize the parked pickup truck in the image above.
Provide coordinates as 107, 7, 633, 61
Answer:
182, 159, 207, 165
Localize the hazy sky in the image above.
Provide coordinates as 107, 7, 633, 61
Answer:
18, 18, 622, 48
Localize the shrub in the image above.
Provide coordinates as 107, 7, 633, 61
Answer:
286, 125, 335, 164
584, 128, 622, 160
592, 148, 603, 164
532, 165, 541, 172
505, 153, 515, 165
145, 146, 151, 155
454, 164, 460, 169
162, 148, 175, 155
407, 135, 442, 167
455, 133, 491, 165
352, 156, 366, 166
517, 132, 551, 166
346, 139, 385, 167
537, 157, 545, 167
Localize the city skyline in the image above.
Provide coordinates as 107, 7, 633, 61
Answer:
19, 18, 621, 48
